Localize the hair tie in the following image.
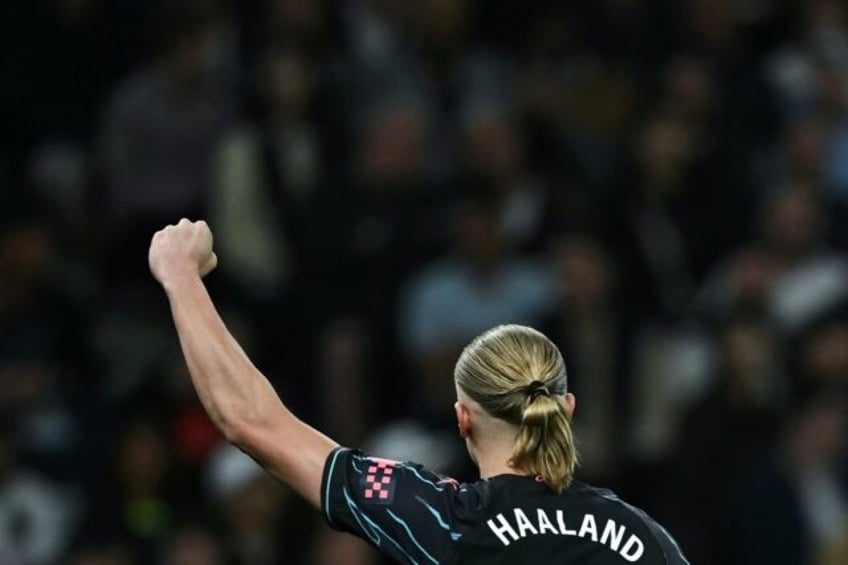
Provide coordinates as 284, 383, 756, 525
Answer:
525, 380, 551, 401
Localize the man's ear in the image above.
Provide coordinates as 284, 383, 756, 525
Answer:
563, 392, 576, 419
454, 401, 472, 439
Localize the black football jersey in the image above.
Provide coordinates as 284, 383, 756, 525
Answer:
321, 448, 689, 564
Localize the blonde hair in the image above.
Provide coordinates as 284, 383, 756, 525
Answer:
454, 324, 578, 492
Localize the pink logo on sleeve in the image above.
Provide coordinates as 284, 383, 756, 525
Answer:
362, 459, 397, 504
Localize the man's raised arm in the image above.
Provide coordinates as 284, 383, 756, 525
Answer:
148, 218, 338, 508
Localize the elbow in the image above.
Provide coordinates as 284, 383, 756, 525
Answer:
205, 402, 248, 444
215, 407, 275, 448
218, 418, 247, 445
216, 412, 258, 446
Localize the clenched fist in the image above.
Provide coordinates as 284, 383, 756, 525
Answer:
149, 219, 218, 285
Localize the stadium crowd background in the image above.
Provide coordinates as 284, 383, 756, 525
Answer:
1, 0, 847, 563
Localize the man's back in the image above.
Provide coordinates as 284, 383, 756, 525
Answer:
450, 475, 687, 564
323, 448, 689, 564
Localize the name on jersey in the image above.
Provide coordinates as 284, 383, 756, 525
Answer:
487, 508, 645, 562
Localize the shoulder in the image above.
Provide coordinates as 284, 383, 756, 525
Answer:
321, 448, 480, 564
324, 448, 487, 512
574, 482, 690, 564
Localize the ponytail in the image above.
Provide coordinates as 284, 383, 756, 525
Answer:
454, 324, 580, 493
511, 393, 578, 493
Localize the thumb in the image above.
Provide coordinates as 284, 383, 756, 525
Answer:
199, 252, 218, 278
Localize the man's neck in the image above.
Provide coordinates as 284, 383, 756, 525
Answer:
476, 445, 525, 480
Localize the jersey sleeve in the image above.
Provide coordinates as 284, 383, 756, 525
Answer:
321, 447, 462, 564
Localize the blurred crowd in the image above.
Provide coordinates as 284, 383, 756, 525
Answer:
1, 0, 847, 564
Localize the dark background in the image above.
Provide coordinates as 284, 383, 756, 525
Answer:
0, 0, 846, 563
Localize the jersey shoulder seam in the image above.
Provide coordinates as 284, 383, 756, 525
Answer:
589, 489, 673, 564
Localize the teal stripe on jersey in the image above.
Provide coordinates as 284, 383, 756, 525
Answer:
324, 448, 344, 527
415, 496, 450, 531
386, 509, 440, 564
343, 487, 421, 565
